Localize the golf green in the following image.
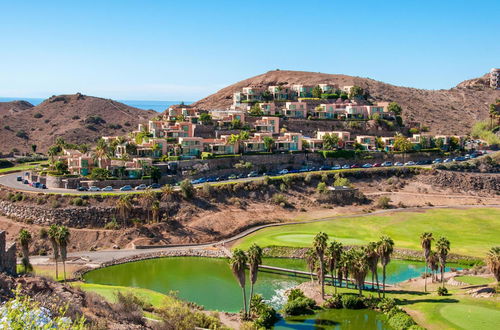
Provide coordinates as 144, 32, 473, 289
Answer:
235, 208, 500, 257
439, 304, 500, 330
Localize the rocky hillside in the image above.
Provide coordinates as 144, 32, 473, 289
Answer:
193, 70, 500, 135
0, 94, 156, 153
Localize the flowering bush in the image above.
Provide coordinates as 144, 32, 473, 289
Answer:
0, 287, 85, 329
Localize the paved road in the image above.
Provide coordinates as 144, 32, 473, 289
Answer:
29, 204, 500, 266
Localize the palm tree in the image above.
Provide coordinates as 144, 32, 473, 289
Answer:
247, 244, 262, 304
48, 224, 60, 280
436, 237, 451, 287
366, 241, 381, 296
18, 229, 32, 273
139, 189, 156, 223
230, 249, 248, 318
313, 232, 329, 299
326, 240, 343, 293
161, 184, 174, 201
305, 248, 316, 282
378, 235, 394, 298
349, 248, 369, 296
428, 251, 439, 282
420, 232, 434, 292
151, 200, 160, 223
57, 226, 70, 282
485, 247, 500, 284
116, 195, 132, 225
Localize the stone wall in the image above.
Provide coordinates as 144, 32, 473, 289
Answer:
0, 231, 16, 275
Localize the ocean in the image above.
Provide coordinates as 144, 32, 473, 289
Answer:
0, 97, 192, 112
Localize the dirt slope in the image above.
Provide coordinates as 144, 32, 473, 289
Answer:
193, 70, 500, 134
0, 94, 156, 153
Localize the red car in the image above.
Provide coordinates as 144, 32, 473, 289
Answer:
350, 164, 360, 168
372, 163, 381, 167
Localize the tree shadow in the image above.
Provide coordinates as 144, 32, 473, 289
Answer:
399, 298, 459, 305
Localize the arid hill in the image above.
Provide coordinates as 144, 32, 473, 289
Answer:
0, 94, 156, 153
193, 70, 500, 134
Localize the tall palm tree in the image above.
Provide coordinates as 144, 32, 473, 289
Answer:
485, 247, 500, 284
48, 224, 60, 280
151, 200, 160, 223
305, 248, 316, 282
116, 195, 132, 225
428, 251, 439, 282
436, 237, 451, 287
247, 244, 262, 304
313, 232, 329, 299
140, 189, 156, 223
230, 249, 248, 317
337, 250, 351, 289
420, 232, 434, 292
57, 226, 70, 282
366, 241, 381, 296
161, 184, 174, 201
18, 229, 32, 273
326, 240, 343, 293
378, 235, 394, 298
349, 248, 369, 296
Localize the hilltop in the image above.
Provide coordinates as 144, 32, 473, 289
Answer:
193, 70, 500, 134
0, 94, 156, 153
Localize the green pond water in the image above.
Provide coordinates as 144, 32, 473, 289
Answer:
83, 257, 464, 313
274, 309, 390, 329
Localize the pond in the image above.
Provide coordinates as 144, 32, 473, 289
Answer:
83, 256, 464, 313
275, 309, 391, 330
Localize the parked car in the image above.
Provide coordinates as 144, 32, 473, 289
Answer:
101, 186, 113, 192
350, 164, 360, 168
77, 186, 88, 191
89, 186, 101, 192
454, 156, 466, 161
237, 173, 245, 179
404, 161, 416, 166
331, 164, 341, 170
228, 174, 237, 180
120, 185, 132, 191
443, 158, 452, 163
381, 161, 393, 167
432, 158, 443, 164
362, 163, 372, 168
33, 182, 41, 188
342, 164, 350, 169
394, 162, 404, 166
278, 169, 289, 175
16, 176, 22, 181
134, 184, 147, 190
247, 171, 259, 177
148, 183, 161, 189
372, 163, 381, 168
40, 184, 47, 189
23, 179, 29, 184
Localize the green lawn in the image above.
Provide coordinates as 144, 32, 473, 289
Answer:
73, 282, 172, 308
0, 162, 47, 174
455, 275, 495, 286
235, 208, 500, 258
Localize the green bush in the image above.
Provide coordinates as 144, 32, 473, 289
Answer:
377, 196, 391, 209
341, 295, 365, 309
437, 287, 448, 296
0, 159, 14, 168
316, 182, 327, 193
250, 294, 278, 329
377, 298, 396, 312
180, 179, 195, 199
387, 309, 417, 329
201, 152, 214, 159
71, 197, 86, 206
287, 288, 306, 301
322, 294, 342, 309
320, 150, 356, 159
283, 297, 315, 316
104, 219, 120, 230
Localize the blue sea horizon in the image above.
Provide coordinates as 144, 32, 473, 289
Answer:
0, 97, 192, 112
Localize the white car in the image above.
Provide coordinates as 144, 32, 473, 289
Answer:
88, 186, 101, 191
134, 184, 147, 190
101, 186, 113, 191
404, 161, 416, 166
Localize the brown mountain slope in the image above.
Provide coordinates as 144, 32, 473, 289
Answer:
193, 70, 500, 134
0, 94, 156, 153
0, 100, 34, 117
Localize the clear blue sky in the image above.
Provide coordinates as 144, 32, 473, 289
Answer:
1, 0, 498, 101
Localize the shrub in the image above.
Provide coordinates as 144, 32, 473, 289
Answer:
341, 295, 365, 309
16, 130, 28, 139
33, 113, 43, 118
287, 288, 306, 301
71, 197, 86, 206
272, 193, 287, 206
89, 168, 110, 180
201, 152, 214, 159
437, 287, 448, 296
104, 219, 120, 230
39, 228, 48, 239
377, 298, 397, 312
180, 179, 195, 199
316, 182, 327, 193
304, 173, 313, 184
202, 183, 213, 197
322, 294, 342, 309
377, 196, 391, 209
72, 115, 80, 120
387, 309, 417, 329
283, 297, 315, 316
279, 183, 287, 192
321, 173, 328, 182
334, 173, 351, 187
250, 294, 278, 329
